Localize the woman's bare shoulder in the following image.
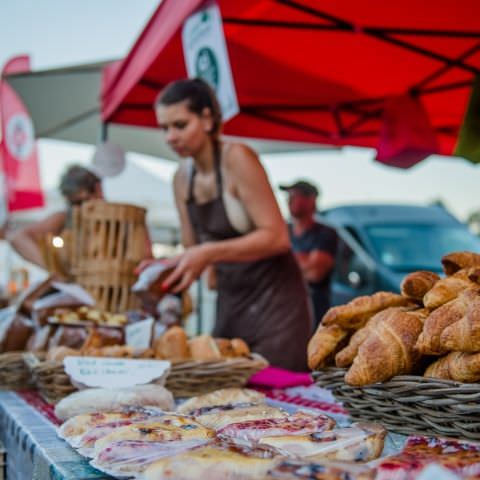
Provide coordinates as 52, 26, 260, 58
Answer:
222, 142, 259, 171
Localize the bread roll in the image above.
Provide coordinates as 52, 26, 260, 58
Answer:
189, 334, 221, 361
153, 326, 190, 361
231, 338, 250, 357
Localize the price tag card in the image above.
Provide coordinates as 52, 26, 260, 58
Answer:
64, 357, 171, 389
125, 317, 154, 349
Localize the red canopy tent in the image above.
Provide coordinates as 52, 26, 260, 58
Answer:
101, 0, 480, 168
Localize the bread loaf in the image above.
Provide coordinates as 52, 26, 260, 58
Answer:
189, 334, 222, 361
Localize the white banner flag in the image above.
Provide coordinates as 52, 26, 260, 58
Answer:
182, 3, 239, 121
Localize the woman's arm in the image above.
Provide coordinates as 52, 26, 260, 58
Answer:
7, 211, 67, 268
166, 145, 291, 292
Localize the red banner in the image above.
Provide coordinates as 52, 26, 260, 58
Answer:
0, 56, 44, 212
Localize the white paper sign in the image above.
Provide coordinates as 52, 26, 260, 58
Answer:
64, 357, 171, 389
125, 317, 154, 349
182, 3, 239, 121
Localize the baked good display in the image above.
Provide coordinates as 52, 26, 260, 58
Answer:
309, 251, 480, 386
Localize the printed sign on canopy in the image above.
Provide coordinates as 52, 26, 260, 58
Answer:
182, 3, 239, 121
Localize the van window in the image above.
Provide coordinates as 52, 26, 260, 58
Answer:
366, 224, 480, 272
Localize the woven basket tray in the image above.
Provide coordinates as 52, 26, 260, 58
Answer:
24, 353, 76, 404
314, 367, 480, 441
0, 352, 34, 390
165, 353, 269, 398
23, 353, 268, 403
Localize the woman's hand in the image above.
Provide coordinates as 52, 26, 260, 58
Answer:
163, 244, 211, 293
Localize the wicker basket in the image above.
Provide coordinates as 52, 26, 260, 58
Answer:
0, 352, 33, 390
70, 200, 147, 313
23, 353, 75, 404
24, 353, 268, 403
314, 367, 480, 441
165, 354, 269, 397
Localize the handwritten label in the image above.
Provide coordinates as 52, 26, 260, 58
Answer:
64, 357, 171, 388
125, 317, 154, 349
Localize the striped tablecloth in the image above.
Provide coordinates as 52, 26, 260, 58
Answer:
0, 391, 112, 480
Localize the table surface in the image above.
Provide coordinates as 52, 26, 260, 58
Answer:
0, 391, 112, 480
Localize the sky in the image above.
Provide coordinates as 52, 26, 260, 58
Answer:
1, 0, 480, 224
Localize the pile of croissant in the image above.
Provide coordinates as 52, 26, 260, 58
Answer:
308, 251, 480, 386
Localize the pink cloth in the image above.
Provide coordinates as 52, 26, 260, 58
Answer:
248, 366, 313, 389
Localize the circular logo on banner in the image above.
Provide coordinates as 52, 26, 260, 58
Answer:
195, 47, 219, 89
5, 113, 34, 161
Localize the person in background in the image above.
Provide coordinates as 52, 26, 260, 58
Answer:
6, 165, 103, 269
146, 78, 312, 371
280, 180, 338, 330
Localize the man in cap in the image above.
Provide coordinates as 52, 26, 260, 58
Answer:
280, 180, 338, 330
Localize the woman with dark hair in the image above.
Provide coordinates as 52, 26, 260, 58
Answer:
153, 78, 312, 371
6, 165, 103, 268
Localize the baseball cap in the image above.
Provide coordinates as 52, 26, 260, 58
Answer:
279, 180, 319, 197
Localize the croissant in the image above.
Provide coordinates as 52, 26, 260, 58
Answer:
415, 290, 475, 355
439, 289, 480, 352
442, 251, 480, 276
425, 351, 480, 382
335, 309, 392, 368
322, 292, 415, 331
345, 308, 425, 386
400, 271, 440, 301
423, 270, 477, 309
307, 324, 349, 370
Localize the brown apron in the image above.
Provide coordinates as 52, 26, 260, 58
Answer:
186, 150, 312, 371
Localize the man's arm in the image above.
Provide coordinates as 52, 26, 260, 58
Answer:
6, 212, 67, 268
295, 250, 335, 283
